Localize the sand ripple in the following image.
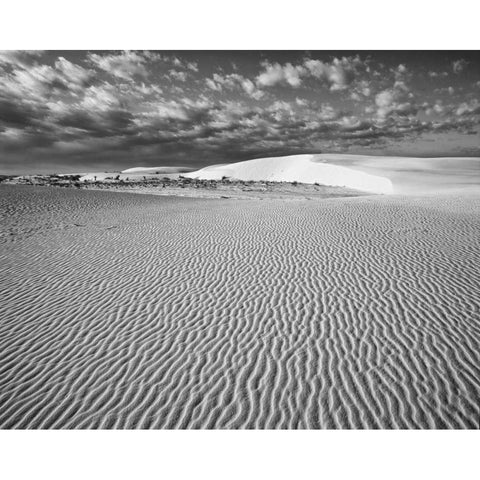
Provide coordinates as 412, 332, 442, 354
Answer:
0, 186, 479, 428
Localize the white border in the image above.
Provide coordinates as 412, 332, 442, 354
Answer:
1, 430, 478, 479
0, 0, 479, 49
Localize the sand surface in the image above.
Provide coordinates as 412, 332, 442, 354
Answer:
0, 185, 479, 429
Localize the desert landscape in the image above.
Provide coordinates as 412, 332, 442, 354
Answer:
1, 153, 479, 429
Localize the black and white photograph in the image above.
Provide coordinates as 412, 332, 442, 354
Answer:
0, 1, 478, 479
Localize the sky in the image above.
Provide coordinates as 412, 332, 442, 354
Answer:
0, 50, 479, 174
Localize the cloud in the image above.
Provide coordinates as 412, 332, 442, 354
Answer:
54, 57, 93, 88
428, 70, 449, 78
318, 104, 340, 121
87, 51, 149, 80
169, 56, 199, 73
206, 72, 264, 99
374, 78, 417, 120
303, 56, 359, 91
0, 50, 44, 68
80, 83, 123, 110
169, 70, 188, 82
452, 59, 468, 74
424, 100, 447, 116
0, 97, 46, 128
239, 78, 264, 100
0, 58, 93, 101
456, 99, 480, 116
255, 56, 361, 91
256, 62, 306, 88
55, 108, 135, 137
267, 100, 294, 120
206, 77, 221, 91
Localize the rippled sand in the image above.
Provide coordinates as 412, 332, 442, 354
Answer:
1, 185, 479, 429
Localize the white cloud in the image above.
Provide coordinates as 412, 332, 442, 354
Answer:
240, 78, 264, 99
428, 70, 449, 78
1, 58, 92, 100
169, 70, 187, 82
206, 72, 264, 99
433, 101, 445, 115
375, 84, 416, 120
206, 78, 221, 91
54, 57, 92, 87
88, 51, 148, 81
81, 83, 122, 111
0, 50, 44, 68
303, 56, 359, 91
256, 62, 306, 88
456, 99, 480, 116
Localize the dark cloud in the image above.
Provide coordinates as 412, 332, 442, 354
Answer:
0, 97, 45, 128
55, 109, 135, 137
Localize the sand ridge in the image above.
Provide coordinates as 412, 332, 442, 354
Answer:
0, 185, 479, 429
185, 154, 394, 194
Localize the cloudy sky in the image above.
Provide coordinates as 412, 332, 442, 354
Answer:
0, 50, 479, 174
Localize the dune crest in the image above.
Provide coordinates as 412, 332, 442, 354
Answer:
185, 154, 393, 194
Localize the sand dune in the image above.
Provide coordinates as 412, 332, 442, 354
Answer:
1, 185, 479, 429
184, 153, 480, 195
121, 166, 195, 174
58, 154, 480, 197
79, 169, 192, 182
313, 154, 480, 195
185, 154, 393, 194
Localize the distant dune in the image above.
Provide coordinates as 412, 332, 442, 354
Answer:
315, 154, 480, 195
79, 167, 194, 182
185, 154, 393, 194
121, 166, 195, 174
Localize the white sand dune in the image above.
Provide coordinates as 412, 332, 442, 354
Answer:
79, 171, 186, 182
185, 153, 480, 195
0, 185, 479, 429
75, 166, 193, 182
69, 154, 480, 196
313, 154, 480, 195
121, 166, 195, 174
185, 154, 394, 194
